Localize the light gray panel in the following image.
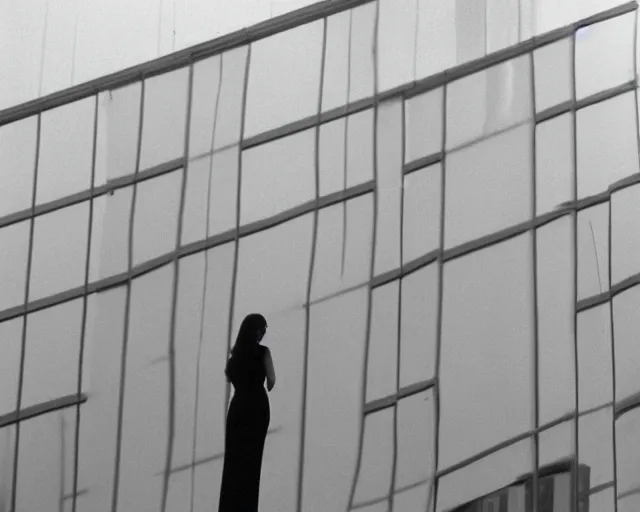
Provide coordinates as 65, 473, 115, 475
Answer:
616, 408, 640, 496
140, 67, 189, 170
348, 3, 376, 103
454, 0, 486, 65
577, 92, 639, 200
0, 116, 37, 218
612, 287, 640, 403
241, 129, 315, 226
575, 12, 635, 100
578, 406, 614, 488
393, 483, 430, 512
244, 21, 323, 137
133, 169, 182, 266
611, 184, 640, 285
0, 319, 21, 417
378, 0, 418, 93
22, 298, 82, 409
0, 221, 29, 312
404, 89, 443, 164
189, 55, 222, 158
36, 97, 94, 205
0, 426, 15, 511
536, 115, 573, 216
537, 217, 576, 424
436, 439, 533, 512
445, 125, 531, 250
303, 287, 368, 512
400, 264, 438, 387
619, 494, 640, 512
486, 0, 519, 53
440, 235, 533, 468
319, 118, 346, 197
588, 487, 615, 512
538, 420, 574, 468
415, 0, 456, 80
577, 304, 613, 412
533, 38, 573, 113
577, 203, 609, 301
347, 109, 375, 188
322, 11, 350, 113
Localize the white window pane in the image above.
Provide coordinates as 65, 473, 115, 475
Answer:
578, 407, 614, 488
616, 408, 640, 496
486, 0, 519, 53
31, 203, 89, 301
536, 115, 574, 216
37, 97, 94, 205
613, 287, 640, 404
415, 0, 456, 80
588, 487, 615, 512
140, 67, 188, 170
0, 426, 15, 511
319, 118, 346, 197
393, 483, 431, 512
577, 204, 609, 301
0, 319, 22, 417
577, 304, 613, 412
539, 421, 574, 468
366, 282, 399, 403
440, 235, 534, 468
445, 125, 532, 249
378, 0, 418, 93
534, 38, 573, 112
212, 47, 248, 150
322, 12, 350, 113
189, 55, 222, 158
241, 129, 315, 226
0, 116, 37, 218
304, 288, 368, 512
577, 92, 639, 200
347, 109, 374, 188
611, 184, 640, 285
349, 4, 376, 103
0, 221, 29, 312
405, 88, 443, 164
400, 264, 438, 387
537, 217, 576, 424
454, 0, 486, 65
575, 13, 635, 100
245, 21, 323, 137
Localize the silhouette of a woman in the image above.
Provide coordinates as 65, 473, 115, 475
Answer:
218, 313, 276, 512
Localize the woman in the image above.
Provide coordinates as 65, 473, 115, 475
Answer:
218, 313, 276, 512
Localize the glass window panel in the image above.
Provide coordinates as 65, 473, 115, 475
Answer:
375, 99, 403, 276
577, 92, 639, 200
89, 187, 133, 282
446, 55, 531, 150
366, 282, 399, 403
31, 202, 90, 301
96, 82, 142, 181
405, 88, 443, 164
577, 203, 609, 301
357, 502, 388, 512
319, 117, 346, 197
311, 195, 373, 302
400, 264, 438, 387
0, 319, 22, 417
349, 3, 376, 103
378, 0, 418, 93
0, 426, 15, 511
304, 288, 368, 512
440, 235, 534, 468
133, 169, 182, 266
189, 54, 221, 159
486, 0, 519, 53
536, 114, 574, 216
22, 298, 82, 409
347, 109, 374, 188
37, 97, 94, 205
533, 38, 573, 113
322, 11, 350, 113
182, 145, 238, 246
241, 129, 315, 226
619, 494, 640, 512
119, 265, 173, 511
76, 287, 126, 512
616, 408, 640, 496
579, 407, 614, 489
539, 420, 574, 468
139, 67, 189, 170
436, 439, 533, 512
454, 0, 486, 65
537, 217, 576, 424
0, 116, 37, 218
577, 304, 613, 412
402, 164, 441, 264
394, 483, 430, 512
16, 408, 77, 512
588, 487, 615, 512
415, 0, 456, 80
0, 221, 29, 312
613, 287, 640, 403
191, 244, 234, 511
353, 409, 394, 504
444, 125, 532, 249
245, 21, 323, 137
396, 390, 435, 489
575, 13, 635, 100
611, 185, 640, 285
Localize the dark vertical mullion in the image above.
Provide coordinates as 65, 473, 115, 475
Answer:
161, 60, 195, 512
529, 49, 540, 512
71, 93, 99, 512
111, 75, 145, 512
11, 112, 41, 512
347, 0, 381, 508
59, 414, 66, 512
341, 10, 354, 278
296, 17, 328, 512
570, 29, 580, 512
428, 78, 447, 512
190, 53, 224, 512
633, 7, 640, 158
608, 175, 618, 512
224, 45, 252, 419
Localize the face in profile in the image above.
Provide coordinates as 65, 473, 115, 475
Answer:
257, 324, 267, 343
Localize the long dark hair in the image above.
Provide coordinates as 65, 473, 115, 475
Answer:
225, 313, 267, 382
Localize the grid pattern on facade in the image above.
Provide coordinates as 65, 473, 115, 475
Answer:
0, 1, 640, 511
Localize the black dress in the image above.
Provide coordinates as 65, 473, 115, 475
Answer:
218, 345, 270, 512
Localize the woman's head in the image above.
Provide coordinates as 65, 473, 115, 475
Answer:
232, 313, 268, 353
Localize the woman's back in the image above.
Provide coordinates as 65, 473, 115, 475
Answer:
226, 345, 267, 393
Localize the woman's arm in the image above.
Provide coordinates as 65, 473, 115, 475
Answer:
263, 347, 276, 391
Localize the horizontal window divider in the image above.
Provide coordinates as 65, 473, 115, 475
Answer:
0, 392, 88, 429
404, 152, 443, 175
615, 390, 640, 418
618, 485, 640, 501
363, 378, 436, 415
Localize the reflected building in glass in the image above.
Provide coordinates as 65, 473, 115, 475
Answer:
0, 0, 638, 511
